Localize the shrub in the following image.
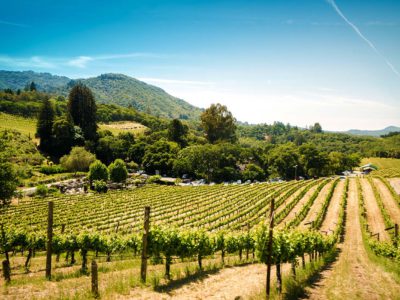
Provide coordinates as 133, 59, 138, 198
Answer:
36, 184, 49, 197
39, 165, 66, 175
0, 162, 18, 205
92, 180, 108, 193
242, 164, 265, 182
109, 159, 128, 183
147, 175, 162, 184
126, 161, 138, 171
60, 147, 96, 172
89, 160, 109, 183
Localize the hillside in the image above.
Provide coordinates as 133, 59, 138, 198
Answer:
343, 126, 400, 137
0, 70, 202, 120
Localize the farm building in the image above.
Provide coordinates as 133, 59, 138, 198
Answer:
361, 163, 378, 174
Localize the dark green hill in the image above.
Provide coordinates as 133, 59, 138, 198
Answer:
0, 70, 202, 120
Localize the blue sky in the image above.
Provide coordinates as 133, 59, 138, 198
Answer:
1, 0, 399, 130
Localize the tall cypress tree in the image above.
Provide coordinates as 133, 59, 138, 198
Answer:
36, 98, 55, 152
68, 83, 97, 141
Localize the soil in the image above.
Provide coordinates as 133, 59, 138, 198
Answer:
304, 178, 400, 300
123, 264, 268, 300
373, 178, 400, 225
360, 178, 390, 241
277, 183, 320, 228
388, 178, 400, 195
299, 180, 335, 229
319, 180, 345, 234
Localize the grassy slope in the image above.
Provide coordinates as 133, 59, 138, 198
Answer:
361, 157, 400, 177
0, 112, 37, 138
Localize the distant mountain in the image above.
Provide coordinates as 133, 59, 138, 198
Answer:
342, 126, 400, 137
0, 70, 202, 120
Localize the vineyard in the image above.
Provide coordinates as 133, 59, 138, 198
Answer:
361, 157, 400, 178
1, 176, 400, 299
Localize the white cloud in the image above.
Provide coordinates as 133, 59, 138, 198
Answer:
0, 20, 29, 28
67, 56, 93, 68
0, 55, 55, 68
138, 77, 212, 86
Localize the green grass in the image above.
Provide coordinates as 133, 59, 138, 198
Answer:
0, 112, 37, 138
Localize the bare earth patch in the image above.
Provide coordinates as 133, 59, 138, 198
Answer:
319, 180, 345, 234
360, 178, 389, 241
373, 178, 400, 224
299, 180, 335, 229
305, 178, 400, 300
388, 178, 400, 195
277, 184, 320, 228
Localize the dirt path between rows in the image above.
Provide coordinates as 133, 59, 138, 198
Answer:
319, 180, 345, 234
124, 263, 268, 300
360, 178, 390, 241
299, 181, 334, 229
305, 178, 400, 300
373, 178, 400, 225
388, 178, 400, 195
276, 183, 320, 229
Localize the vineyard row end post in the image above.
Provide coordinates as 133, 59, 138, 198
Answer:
46, 201, 54, 280
141, 206, 150, 282
91, 260, 99, 298
266, 198, 275, 299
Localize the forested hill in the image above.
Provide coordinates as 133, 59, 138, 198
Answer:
343, 126, 400, 137
0, 70, 202, 120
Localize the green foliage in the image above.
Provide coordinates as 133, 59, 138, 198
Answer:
60, 147, 96, 172
142, 139, 179, 175
35, 184, 49, 197
201, 103, 237, 143
92, 180, 108, 193
51, 113, 79, 157
89, 160, 109, 182
68, 83, 97, 141
168, 119, 188, 146
39, 165, 66, 175
0, 71, 202, 120
173, 143, 243, 182
36, 97, 55, 152
242, 163, 265, 181
108, 159, 128, 183
0, 162, 18, 205
147, 175, 162, 184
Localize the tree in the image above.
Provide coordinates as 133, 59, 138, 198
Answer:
89, 160, 109, 183
68, 83, 97, 141
310, 122, 322, 133
29, 81, 37, 91
0, 162, 18, 206
108, 159, 128, 183
200, 103, 237, 143
36, 98, 55, 152
265, 143, 300, 180
142, 139, 179, 175
299, 143, 329, 177
242, 164, 265, 182
168, 119, 188, 147
60, 147, 96, 172
52, 114, 76, 157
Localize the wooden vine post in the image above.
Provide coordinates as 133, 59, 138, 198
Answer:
140, 206, 150, 282
56, 224, 66, 262
45, 201, 54, 280
266, 198, 275, 299
91, 260, 99, 298
395, 224, 399, 247
2, 259, 11, 284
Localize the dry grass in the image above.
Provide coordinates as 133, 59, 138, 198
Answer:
99, 121, 148, 136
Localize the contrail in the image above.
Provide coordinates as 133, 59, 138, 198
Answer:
326, 0, 400, 78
